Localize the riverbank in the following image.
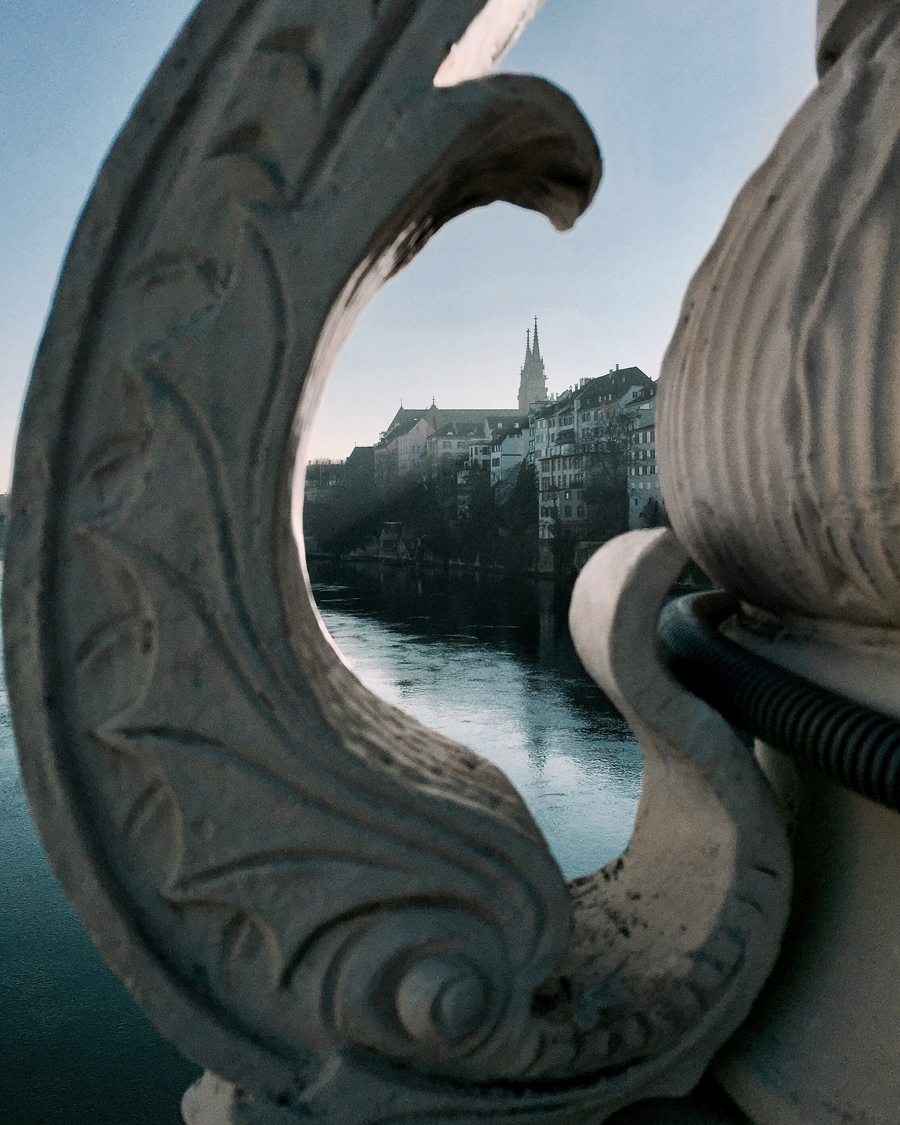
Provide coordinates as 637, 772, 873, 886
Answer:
306, 540, 713, 591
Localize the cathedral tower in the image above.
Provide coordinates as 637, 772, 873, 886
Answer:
517, 317, 548, 412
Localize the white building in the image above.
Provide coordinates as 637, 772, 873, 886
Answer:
375, 404, 518, 488
490, 421, 530, 492
531, 366, 654, 540
627, 384, 664, 528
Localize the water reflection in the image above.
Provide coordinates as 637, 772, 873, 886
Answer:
309, 561, 642, 878
0, 606, 200, 1125
0, 561, 643, 1123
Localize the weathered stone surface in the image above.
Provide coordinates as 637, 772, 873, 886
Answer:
817, 0, 894, 73
659, 4, 900, 630
2, 1, 794, 1122
654, 2, 900, 1120
568, 531, 792, 1097
713, 615, 900, 1125
182, 1070, 753, 1125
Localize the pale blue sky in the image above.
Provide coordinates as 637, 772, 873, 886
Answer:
1, 1, 817, 484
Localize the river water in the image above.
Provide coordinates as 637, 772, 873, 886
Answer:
311, 561, 642, 877
0, 562, 641, 1124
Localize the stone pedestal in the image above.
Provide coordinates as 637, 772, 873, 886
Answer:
714, 621, 900, 1125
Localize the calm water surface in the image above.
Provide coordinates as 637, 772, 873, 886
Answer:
0, 563, 641, 1123
312, 562, 642, 878
0, 638, 200, 1125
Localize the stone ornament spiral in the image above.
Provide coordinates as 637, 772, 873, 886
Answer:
4, 2, 790, 1121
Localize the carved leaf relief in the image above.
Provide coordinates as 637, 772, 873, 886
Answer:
1, 0, 791, 1119
257, 25, 324, 101
141, 218, 288, 537
66, 534, 157, 731
65, 503, 562, 1080
76, 358, 153, 522
210, 121, 289, 195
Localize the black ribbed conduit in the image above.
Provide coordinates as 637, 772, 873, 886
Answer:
657, 592, 900, 813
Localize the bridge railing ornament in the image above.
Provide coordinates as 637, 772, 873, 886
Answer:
4, 1, 897, 1122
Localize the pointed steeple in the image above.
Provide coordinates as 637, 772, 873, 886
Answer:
517, 317, 548, 413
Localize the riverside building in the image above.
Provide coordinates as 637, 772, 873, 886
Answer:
349, 321, 662, 548
531, 365, 654, 541
627, 383, 663, 528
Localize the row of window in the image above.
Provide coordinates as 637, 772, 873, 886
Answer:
540, 477, 584, 491
539, 504, 587, 520
535, 403, 632, 430
537, 455, 584, 470
540, 489, 583, 503
629, 464, 657, 476
535, 424, 654, 455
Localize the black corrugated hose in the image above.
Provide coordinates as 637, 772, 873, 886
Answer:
657, 592, 900, 813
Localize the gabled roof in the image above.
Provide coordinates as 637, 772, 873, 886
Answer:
431, 420, 481, 439
528, 368, 652, 420
578, 367, 652, 409
631, 381, 657, 404
492, 416, 529, 441
435, 408, 519, 429
379, 406, 522, 448
346, 445, 374, 470
531, 400, 560, 421
380, 407, 430, 443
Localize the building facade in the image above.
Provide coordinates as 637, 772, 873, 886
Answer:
323, 322, 660, 557
375, 404, 521, 488
373, 407, 433, 490
489, 420, 530, 494
531, 366, 654, 541
373, 319, 550, 490
627, 384, 663, 528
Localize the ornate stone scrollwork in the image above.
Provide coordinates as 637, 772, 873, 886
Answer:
4, 1, 790, 1121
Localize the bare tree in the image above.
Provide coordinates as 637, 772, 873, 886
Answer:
579, 407, 633, 539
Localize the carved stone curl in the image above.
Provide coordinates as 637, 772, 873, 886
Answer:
4, 2, 789, 1121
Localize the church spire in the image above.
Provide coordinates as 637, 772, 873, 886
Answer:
517, 317, 548, 413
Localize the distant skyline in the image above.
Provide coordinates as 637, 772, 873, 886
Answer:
1, 2, 817, 489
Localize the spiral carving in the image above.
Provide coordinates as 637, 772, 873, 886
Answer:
5, 2, 792, 1122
